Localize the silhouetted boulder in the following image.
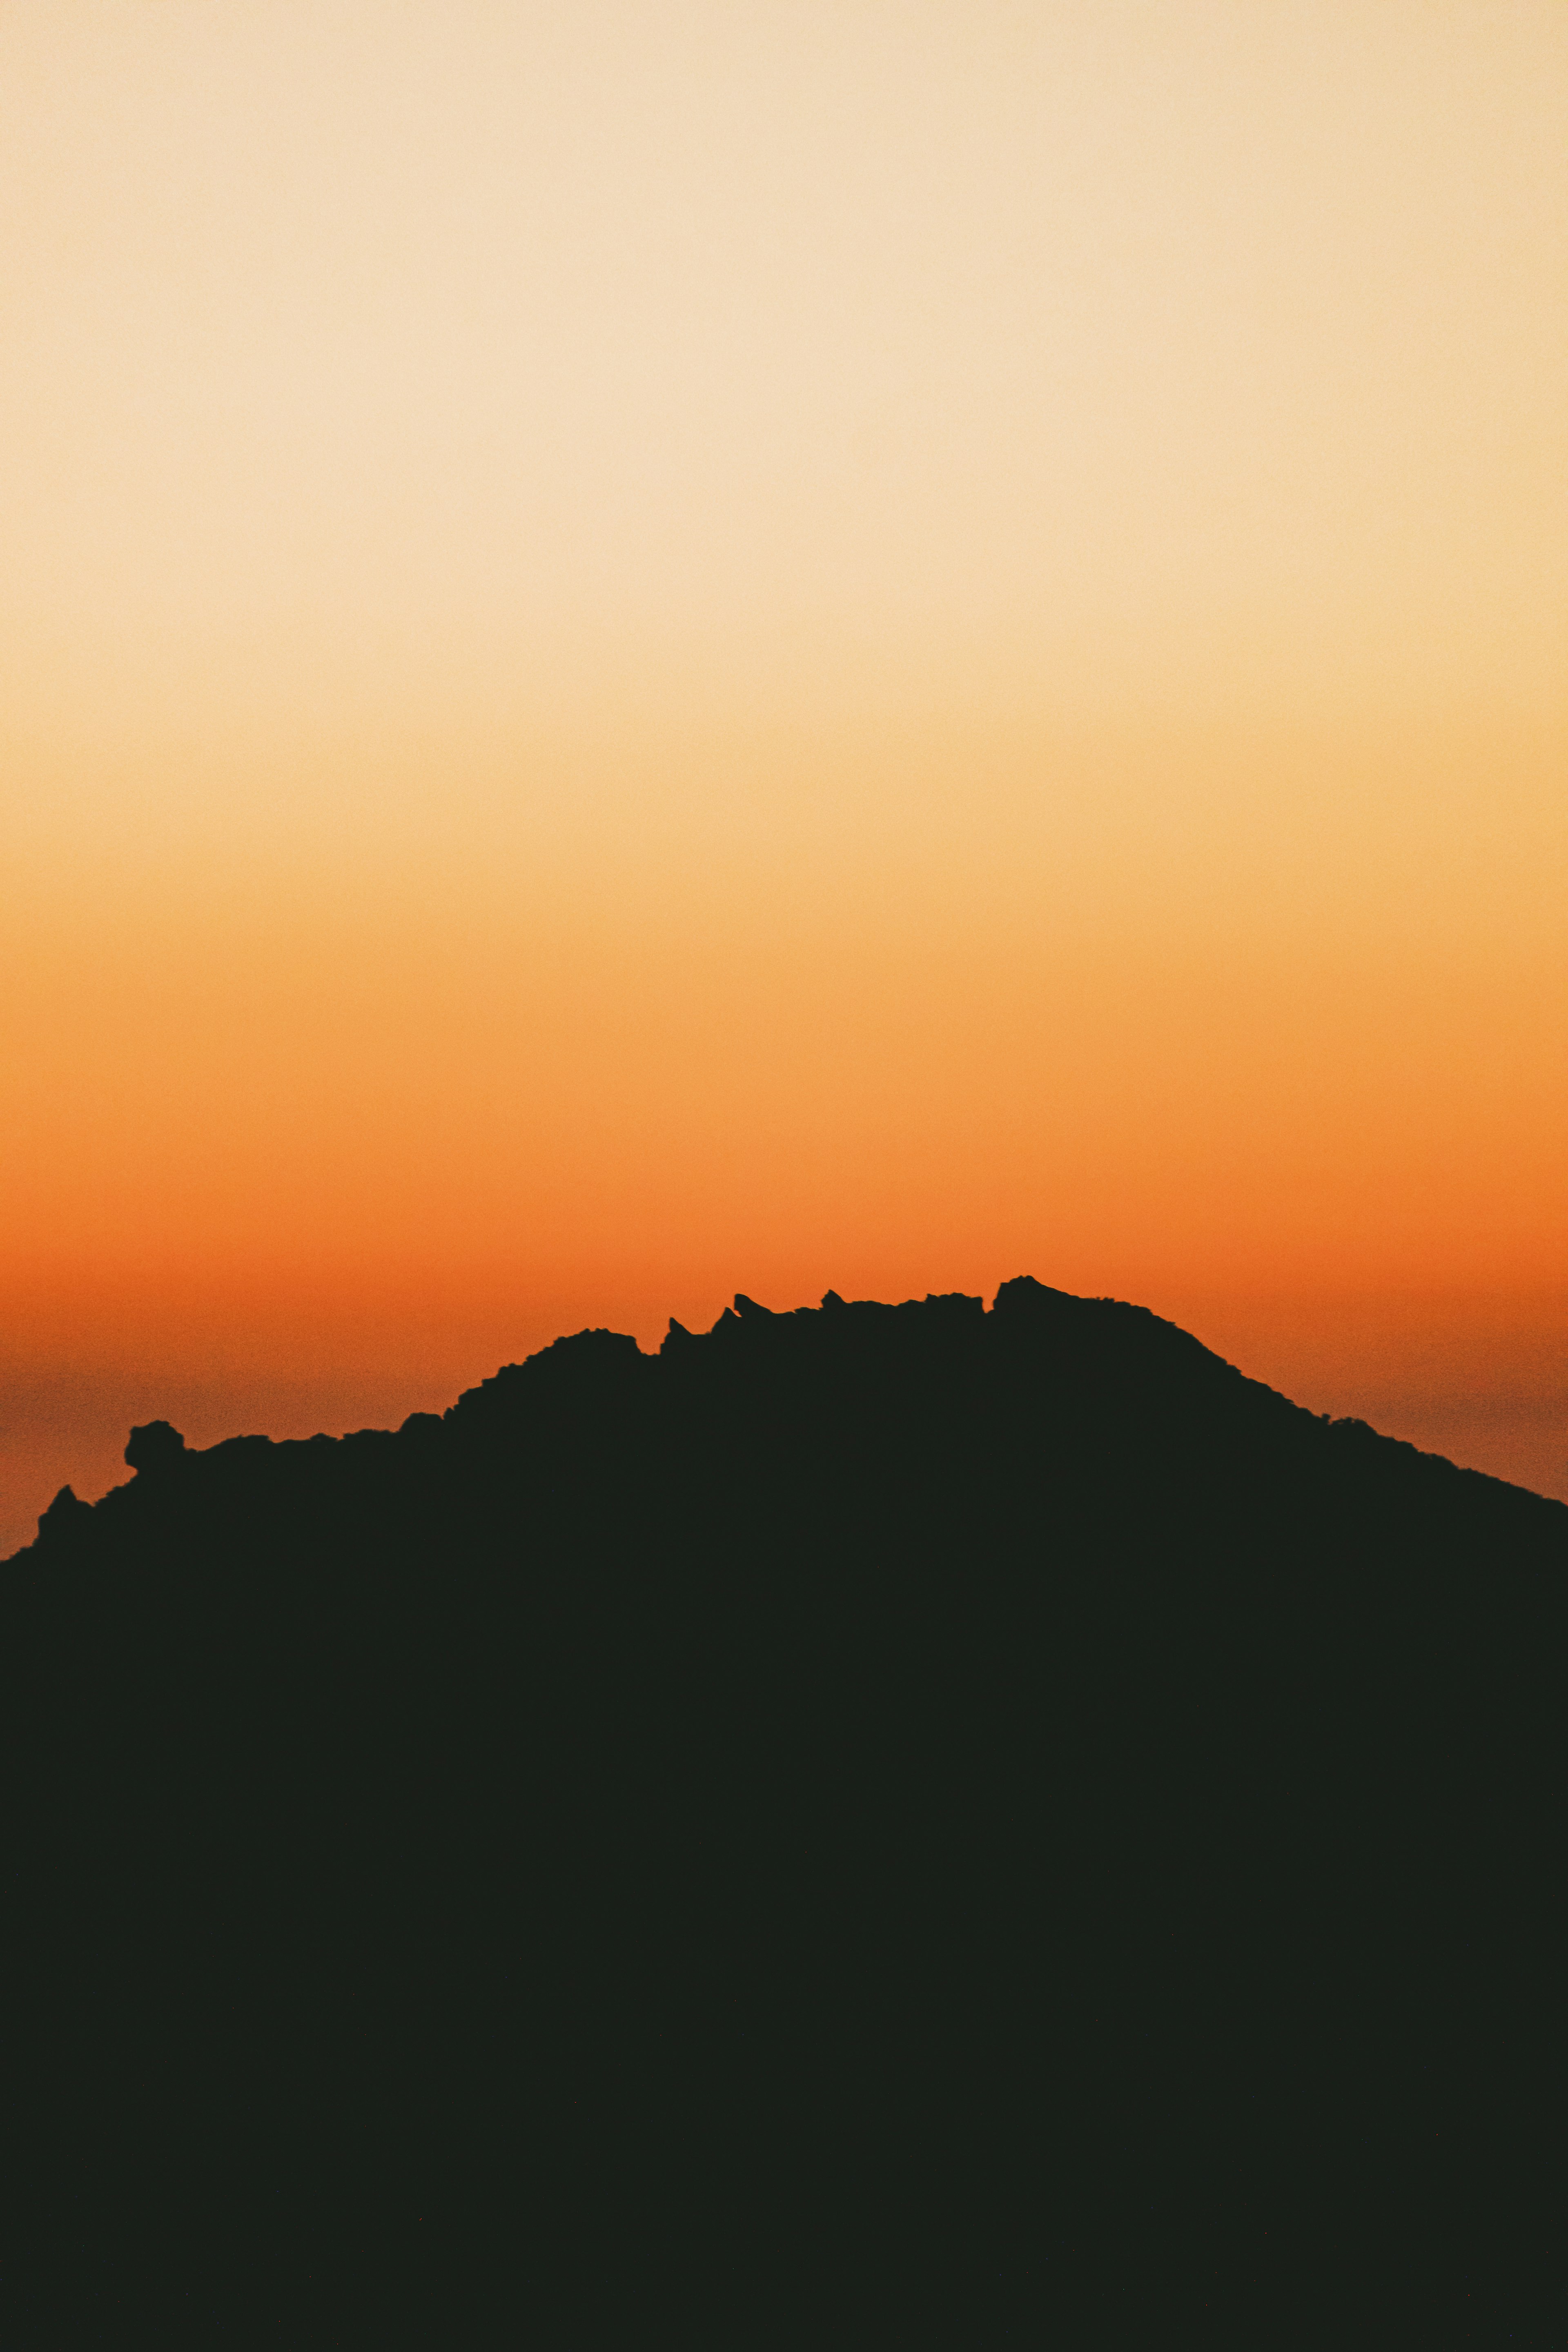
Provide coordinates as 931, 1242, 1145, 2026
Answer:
124, 1419, 187, 1476
398, 1410, 445, 1438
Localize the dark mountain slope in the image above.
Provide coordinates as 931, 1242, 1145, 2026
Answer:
4, 1279, 1565, 2340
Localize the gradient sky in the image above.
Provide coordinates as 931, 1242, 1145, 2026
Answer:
4, 0, 1565, 1549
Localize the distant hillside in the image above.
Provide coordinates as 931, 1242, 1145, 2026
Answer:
5, 1280, 1565, 2337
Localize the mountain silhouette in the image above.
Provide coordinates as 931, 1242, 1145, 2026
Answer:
4, 1278, 1565, 2338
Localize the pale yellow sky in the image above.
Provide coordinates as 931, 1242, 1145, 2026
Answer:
4, 2, 1564, 780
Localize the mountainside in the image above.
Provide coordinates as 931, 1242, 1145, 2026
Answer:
5, 1278, 1566, 2337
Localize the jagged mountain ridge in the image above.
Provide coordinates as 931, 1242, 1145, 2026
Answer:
4, 1277, 1565, 2337
21, 1273, 1560, 1564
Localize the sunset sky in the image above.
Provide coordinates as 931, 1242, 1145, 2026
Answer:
4, 0, 1565, 1549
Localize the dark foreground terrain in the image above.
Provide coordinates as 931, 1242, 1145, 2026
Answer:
5, 1279, 1566, 2338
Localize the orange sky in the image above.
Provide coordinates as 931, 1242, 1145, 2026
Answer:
3, 0, 1565, 1550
